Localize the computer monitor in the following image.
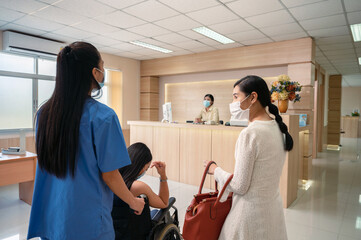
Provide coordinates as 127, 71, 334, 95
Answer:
162, 102, 172, 123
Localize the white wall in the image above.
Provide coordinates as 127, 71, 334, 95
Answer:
158, 66, 288, 120
341, 87, 361, 116
101, 53, 140, 129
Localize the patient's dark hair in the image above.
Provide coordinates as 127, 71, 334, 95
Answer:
233, 75, 293, 151
119, 142, 152, 189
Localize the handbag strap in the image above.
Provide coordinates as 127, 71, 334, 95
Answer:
213, 174, 233, 208
198, 161, 217, 194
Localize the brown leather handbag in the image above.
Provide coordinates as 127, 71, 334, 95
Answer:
182, 161, 233, 240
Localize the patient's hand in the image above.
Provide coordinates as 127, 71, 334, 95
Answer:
151, 161, 167, 178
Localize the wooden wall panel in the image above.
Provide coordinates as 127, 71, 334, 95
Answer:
140, 77, 159, 121
328, 99, 341, 110
141, 77, 159, 93
327, 75, 342, 145
279, 115, 299, 207
140, 109, 159, 121
286, 110, 314, 132
287, 62, 315, 86
165, 77, 277, 123
141, 38, 314, 77
329, 88, 342, 98
287, 61, 315, 163
210, 129, 241, 189
341, 116, 359, 138
152, 127, 180, 181
329, 78, 342, 88
140, 93, 159, 109
303, 156, 313, 180
179, 128, 212, 188
328, 133, 340, 144
328, 121, 341, 134
328, 111, 341, 122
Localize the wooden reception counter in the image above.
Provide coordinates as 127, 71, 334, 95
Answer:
129, 114, 306, 208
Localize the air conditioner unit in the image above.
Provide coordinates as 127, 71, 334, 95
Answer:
2, 31, 65, 57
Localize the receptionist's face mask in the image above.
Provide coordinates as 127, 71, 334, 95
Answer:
229, 94, 253, 120
203, 100, 211, 108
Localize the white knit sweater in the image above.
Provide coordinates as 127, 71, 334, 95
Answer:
214, 120, 288, 240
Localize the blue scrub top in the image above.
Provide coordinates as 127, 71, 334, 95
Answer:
27, 98, 131, 240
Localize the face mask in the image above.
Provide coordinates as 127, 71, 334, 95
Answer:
136, 171, 146, 180
203, 100, 211, 108
229, 95, 252, 121
95, 68, 105, 89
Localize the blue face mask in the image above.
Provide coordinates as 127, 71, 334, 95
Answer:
203, 100, 211, 108
136, 171, 146, 180
95, 68, 105, 89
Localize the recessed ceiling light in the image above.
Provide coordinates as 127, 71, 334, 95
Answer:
350, 23, 361, 42
359, 57, 361, 65
130, 41, 172, 53
192, 26, 235, 44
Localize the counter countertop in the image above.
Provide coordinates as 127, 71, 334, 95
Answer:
0, 151, 37, 163
128, 121, 246, 131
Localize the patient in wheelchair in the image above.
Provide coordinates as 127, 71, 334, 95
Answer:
112, 142, 171, 240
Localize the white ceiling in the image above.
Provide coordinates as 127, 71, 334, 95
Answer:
0, 0, 360, 86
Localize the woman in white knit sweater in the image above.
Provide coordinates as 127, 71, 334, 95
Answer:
206, 75, 292, 240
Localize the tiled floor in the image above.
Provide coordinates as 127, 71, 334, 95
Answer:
0, 138, 360, 240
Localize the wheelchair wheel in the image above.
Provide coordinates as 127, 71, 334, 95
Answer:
154, 223, 182, 240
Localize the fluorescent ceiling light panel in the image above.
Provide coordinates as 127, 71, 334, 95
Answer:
130, 41, 172, 53
192, 27, 235, 44
359, 57, 361, 65
350, 23, 361, 42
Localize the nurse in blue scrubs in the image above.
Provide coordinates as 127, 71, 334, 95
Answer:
27, 42, 144, 240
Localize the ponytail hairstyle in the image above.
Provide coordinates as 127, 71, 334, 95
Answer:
233, 75, 293, 151
36, 42, 102, 178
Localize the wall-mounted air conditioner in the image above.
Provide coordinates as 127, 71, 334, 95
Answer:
2, 31, 65, 57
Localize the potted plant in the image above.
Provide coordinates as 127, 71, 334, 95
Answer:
270, 74, 302, 113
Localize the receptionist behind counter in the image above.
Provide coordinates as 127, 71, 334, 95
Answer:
195, 94, 219, 124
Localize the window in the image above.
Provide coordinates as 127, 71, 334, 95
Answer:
0, 76, 33, 130
0, 52, 121, 131
38, 79, 56, 107
0, 52, 56, 131
0, 52, 34, 74
38, 58, 56, 76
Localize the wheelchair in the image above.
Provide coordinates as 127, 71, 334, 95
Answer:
149, 197, 182, 240
113, 195, 182, 240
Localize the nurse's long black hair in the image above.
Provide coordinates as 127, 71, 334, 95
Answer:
36, 42, 102, 178
119, 142, 152, 189
234, 75, 293, 151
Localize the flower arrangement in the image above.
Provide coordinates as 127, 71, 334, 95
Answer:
351, 110, 360, 117
270, 74, 302, 103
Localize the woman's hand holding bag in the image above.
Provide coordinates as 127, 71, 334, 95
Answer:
182, 161, 233, 240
